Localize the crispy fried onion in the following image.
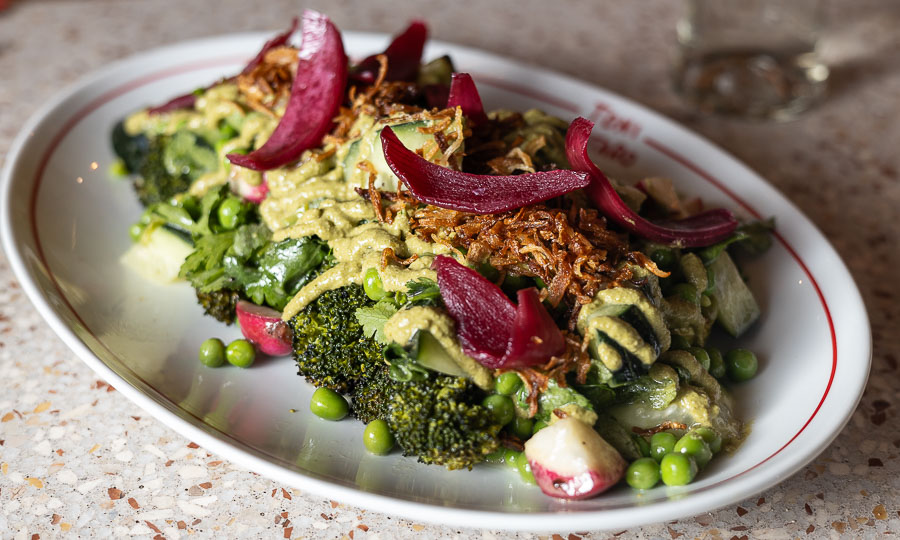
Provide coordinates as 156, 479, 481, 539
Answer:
503, 331, 591, 418
381, 247, 419, 270
354, 185, 419, 226
325, 54, 441, 148
410, 200, 667, 309
237, 46, 299, 117
631, 421, 688, 436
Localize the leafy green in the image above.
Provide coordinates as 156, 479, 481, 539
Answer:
515, 378, 596, 424
613, 363, 680, 409
355, 300, 400, 344
404, 277, 442, 307
126, 131, 219, 207
353, 277, 441, 344
382, 343, 431, 382
179, 221, 329, 312
697, 219, 775, 264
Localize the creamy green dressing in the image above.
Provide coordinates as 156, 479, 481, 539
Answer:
123, 83, 279, 198
265, 114, 464, 321
383, 306, 494, 390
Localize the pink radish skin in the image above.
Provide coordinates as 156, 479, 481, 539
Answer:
235, 300, 292, 356
230, 171, 269, 204
524, 417, 626, 500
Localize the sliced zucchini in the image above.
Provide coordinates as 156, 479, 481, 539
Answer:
707, 252, 760, 337
592, 287, 671, 351
576, 285, 672, 383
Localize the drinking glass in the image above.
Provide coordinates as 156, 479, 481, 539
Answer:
673, 0, 829, 120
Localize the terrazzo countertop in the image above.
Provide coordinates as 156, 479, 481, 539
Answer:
2, 0, 899, 538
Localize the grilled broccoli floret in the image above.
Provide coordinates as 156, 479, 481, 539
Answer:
196, 289, 241, 324
350, 363, 395, 424
111, 120, 150, 174
288, 285, 383, 394
387, 372, 502, 470
133, 135, 193, 206
130, 131, 218, 207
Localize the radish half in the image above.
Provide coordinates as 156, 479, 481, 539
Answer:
524, 417, 626, 500
235, 300, 293, 356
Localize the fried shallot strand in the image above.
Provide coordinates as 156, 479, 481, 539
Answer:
632, 421, 689, 436
237, 46, 298, 117
409, 201, 664, 310
511, 331, 591, 417
381, 247, 419, 270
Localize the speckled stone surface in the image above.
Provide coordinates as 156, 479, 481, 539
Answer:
1, 0, 898, 538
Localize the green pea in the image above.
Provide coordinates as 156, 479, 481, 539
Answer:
198, 338, 226, 367
707, 347, 726, 379
109, 159, 129, 177
633, 434, 651, 458
225, 339, 255, 368
310, 387, 349, 421
626, 457, 661, 490
363, 419, 394, 455
688, 347, 711, 371
495, 372, 523, 396
650, 431, 677, 462
674, 432, 712, 468
503, 449, 523, 469
362, 267, 387, 301
509, 416, 533, 440
672, 283, 700, 304
128, 223, 145, 242
482, 394, 515, 426
670, 334, 691, 350
484, 449, 506, 464
650, 248, 676, 271
532, 420, 549, 434
217, 197, 244, 230
725, 348, 758, 382
517, 456, 536, 484
691, 426, 722, 454
660, 452, 697, 486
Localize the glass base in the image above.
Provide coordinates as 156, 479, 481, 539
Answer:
674, 49, 829, 121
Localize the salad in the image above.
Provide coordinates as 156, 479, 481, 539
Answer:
112, 11, 772, 500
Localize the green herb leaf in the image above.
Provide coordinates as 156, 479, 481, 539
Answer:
404, 277, 442, 307
354, 300, 399, 344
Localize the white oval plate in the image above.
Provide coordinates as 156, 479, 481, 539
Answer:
0, 31, 871, 532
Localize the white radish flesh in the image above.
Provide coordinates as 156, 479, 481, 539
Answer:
524, 417, 626, 500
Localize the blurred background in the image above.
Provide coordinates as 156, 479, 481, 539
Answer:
1, 1, 898, 538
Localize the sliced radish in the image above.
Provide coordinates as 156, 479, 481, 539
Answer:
235, 300, 293, 356
229, 168, 269, 204
524, 417, 626, 500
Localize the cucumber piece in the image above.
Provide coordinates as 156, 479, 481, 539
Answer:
120, 227, 194, 284
408, 330, 468, 378
343, 120, 433, 192
707, 252, 760, 337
